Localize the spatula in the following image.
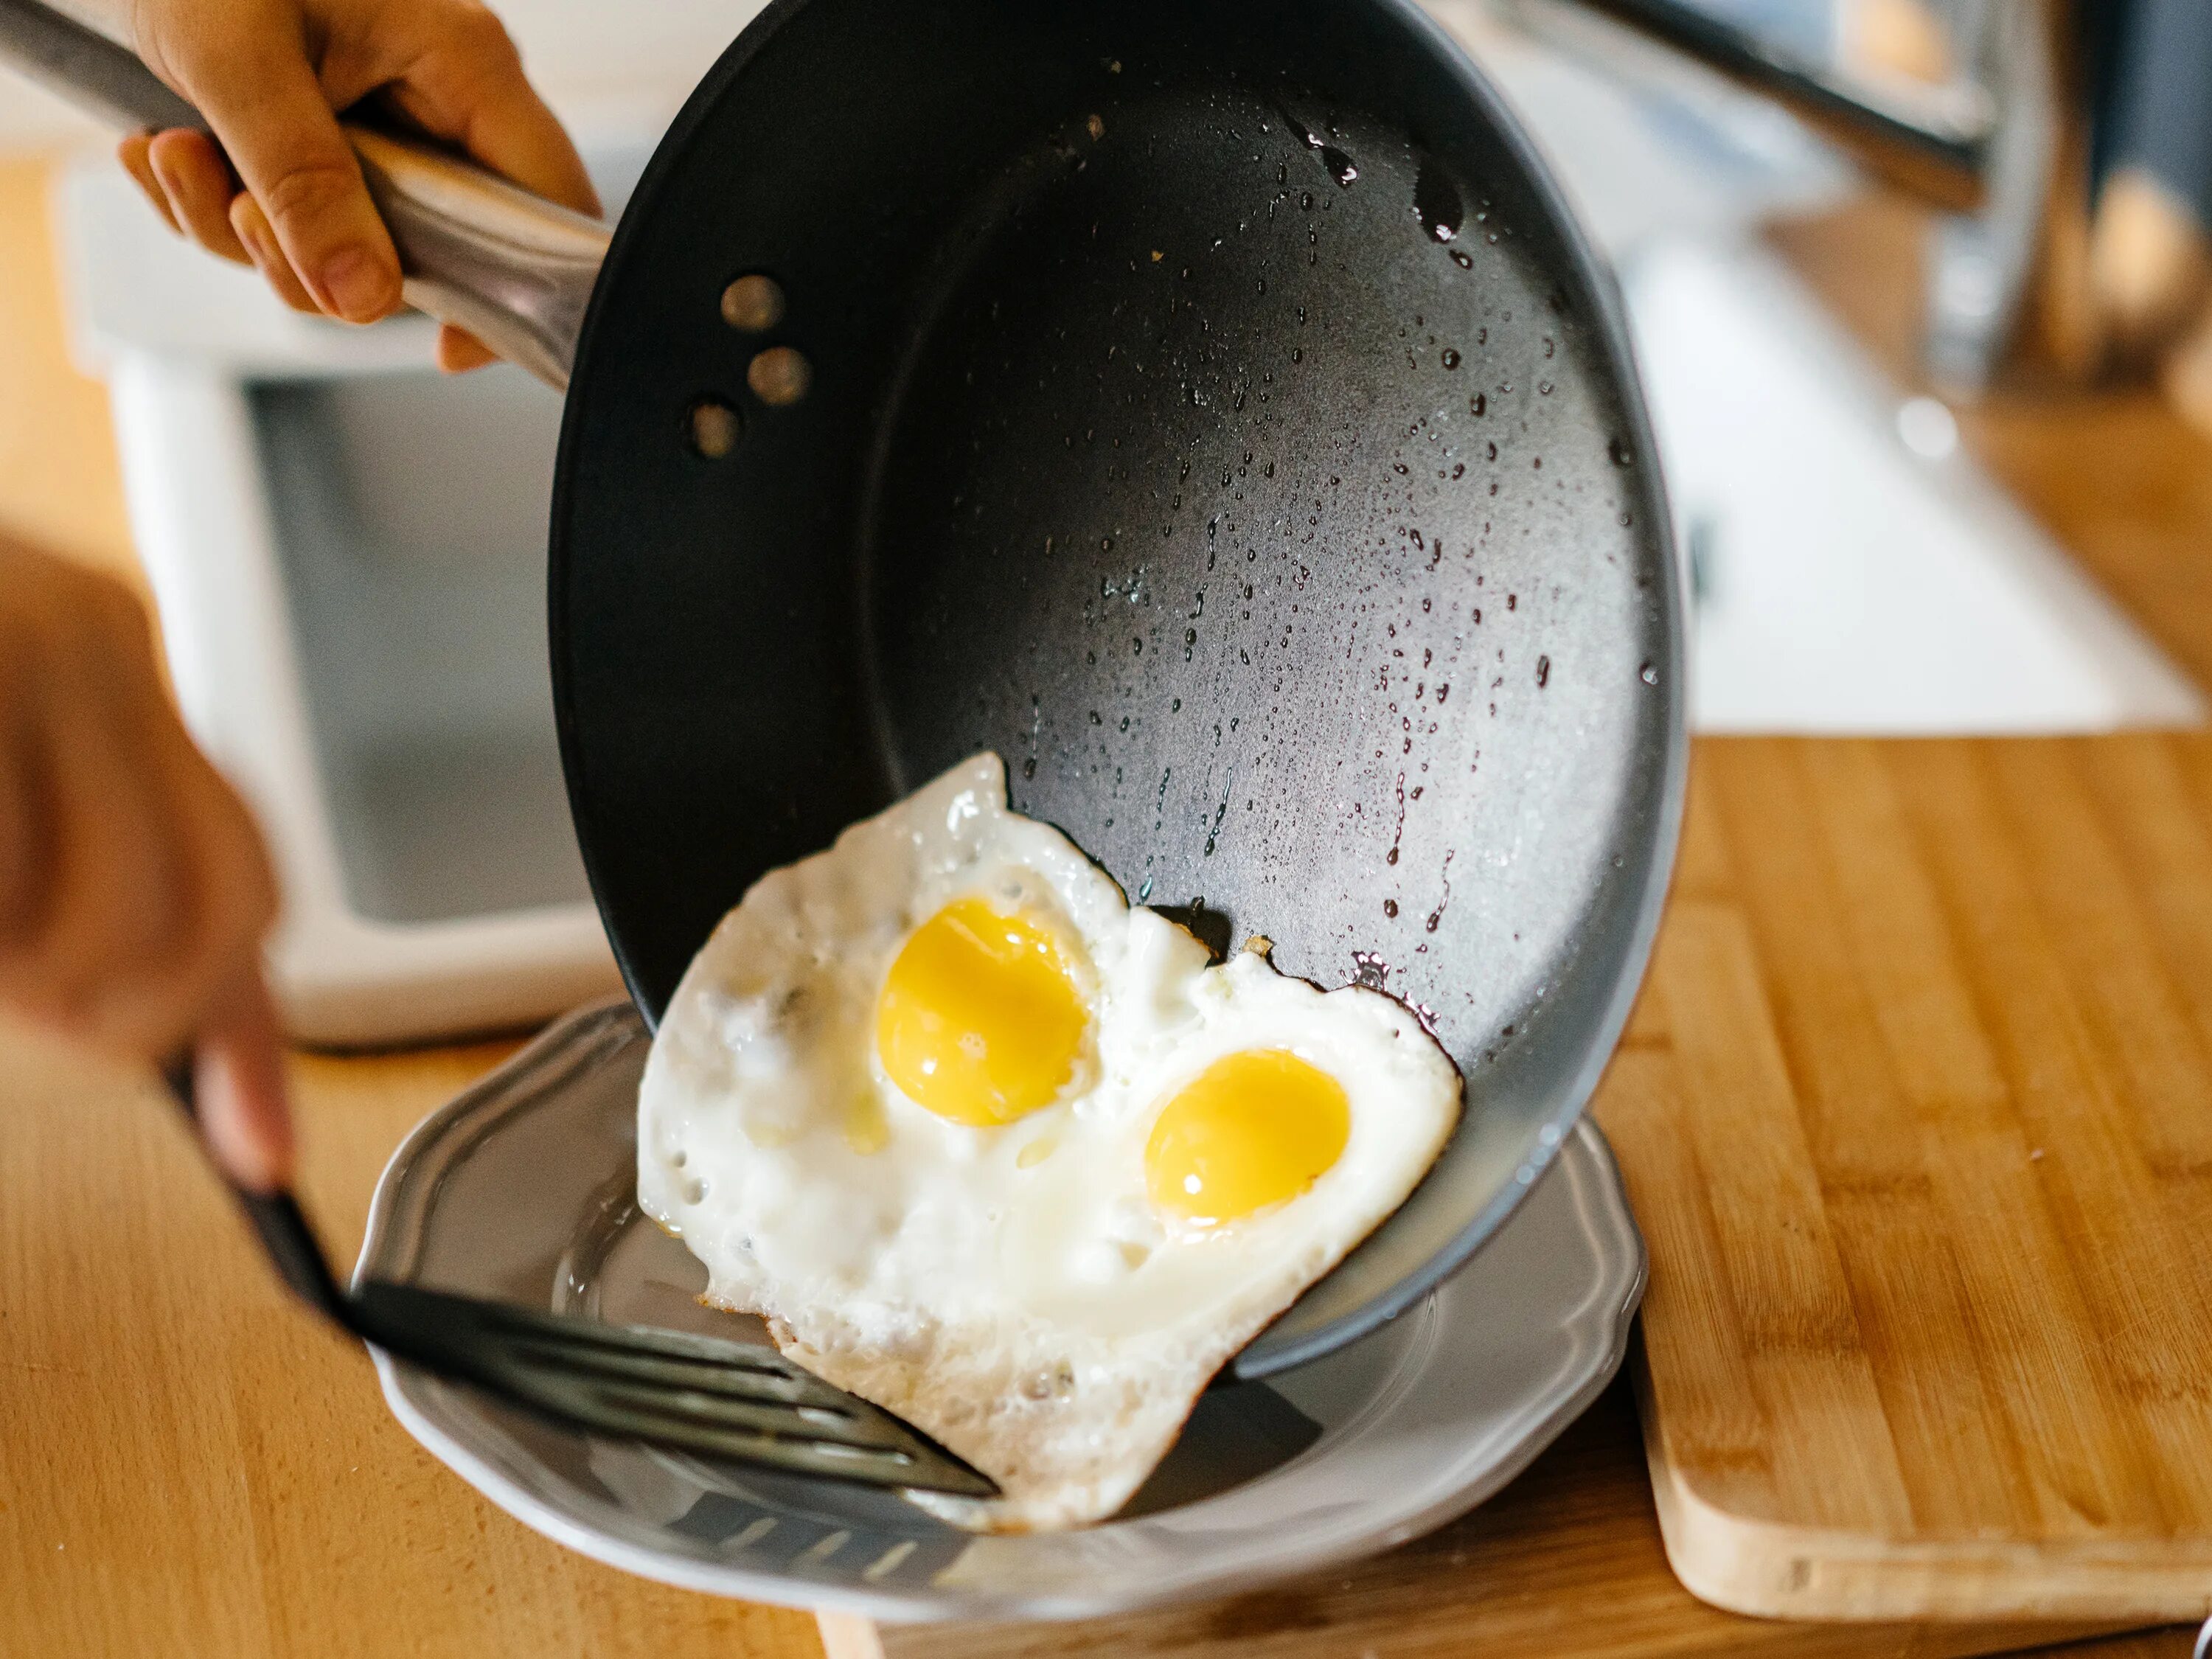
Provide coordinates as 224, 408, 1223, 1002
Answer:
164, 1060, 998, 1498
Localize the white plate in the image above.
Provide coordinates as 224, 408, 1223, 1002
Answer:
360, 998, 1645, 1622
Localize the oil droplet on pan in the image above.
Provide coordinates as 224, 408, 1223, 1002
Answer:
1282, 107, 1357, 187
1413, 157, 1464, 243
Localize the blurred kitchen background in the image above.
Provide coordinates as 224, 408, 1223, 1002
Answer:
3, 0, 2210, 1047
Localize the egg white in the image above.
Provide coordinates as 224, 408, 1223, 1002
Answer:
637, 753, 1462, 1531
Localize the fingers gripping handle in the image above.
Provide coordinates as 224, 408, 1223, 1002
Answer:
349, 128, 611, 392
0, 0, 609, 389
161, 1055, 352, 1328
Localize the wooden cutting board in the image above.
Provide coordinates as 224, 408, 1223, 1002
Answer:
1600, 184, 2212, 1624
1607, 734, 2212, 1621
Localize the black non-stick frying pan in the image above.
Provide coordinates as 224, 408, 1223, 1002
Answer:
3, 0, 1686, 1381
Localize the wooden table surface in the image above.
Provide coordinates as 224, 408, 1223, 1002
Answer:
0, 149, 2207, 1657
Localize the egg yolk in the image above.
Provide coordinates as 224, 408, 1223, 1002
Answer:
1144, 1050, 1350, 1228
876, 896, 1088, 1126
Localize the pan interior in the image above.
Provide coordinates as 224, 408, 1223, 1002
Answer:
552, 0, 1681, 1372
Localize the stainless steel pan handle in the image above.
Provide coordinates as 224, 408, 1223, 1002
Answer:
344, 127, 608, 390
0, 0, 607, 389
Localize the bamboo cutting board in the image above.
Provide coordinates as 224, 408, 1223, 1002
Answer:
1609, 737, 2212, 1620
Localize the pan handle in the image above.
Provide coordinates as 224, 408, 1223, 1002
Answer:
347, 127, 609, 391
0, 0, 608, 390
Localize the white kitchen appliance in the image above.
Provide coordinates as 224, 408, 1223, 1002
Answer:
54, 152, 654, 1045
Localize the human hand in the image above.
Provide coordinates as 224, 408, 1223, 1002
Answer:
109, 0, 598, 372
0, 535, 291, 1191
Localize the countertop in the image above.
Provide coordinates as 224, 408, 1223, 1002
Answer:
0, 153, 2204, 1658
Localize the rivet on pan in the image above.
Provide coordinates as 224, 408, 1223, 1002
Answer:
687, 398, 743, 459
748, 347, 813, 407
720, 274, 786, 332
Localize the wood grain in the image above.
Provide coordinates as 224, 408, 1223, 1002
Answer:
1622, 740, 2212, 1618
0, 1023, 826, 1659
1573, 195, 2212, 1621
1619, 743, 2212, 1628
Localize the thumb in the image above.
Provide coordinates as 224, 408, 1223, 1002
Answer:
195, 974, 294, 1194
178, 41, 402, 324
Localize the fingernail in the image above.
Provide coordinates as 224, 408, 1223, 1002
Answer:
242, 221, 288, 287
319, 246, 398, 323
237, 215, 275, 271
147, 159, 189, 234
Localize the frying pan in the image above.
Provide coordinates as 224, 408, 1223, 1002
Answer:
4, 0, 1685, 1381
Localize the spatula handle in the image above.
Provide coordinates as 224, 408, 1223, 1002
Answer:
161, 1056, 354, 1329
0, 0, 608, 390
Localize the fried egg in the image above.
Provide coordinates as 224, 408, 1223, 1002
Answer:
637, 754, 1461, 1531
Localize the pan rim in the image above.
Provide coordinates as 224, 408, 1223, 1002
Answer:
1232, 0, 1686, 1374
546, 0, 818, 1024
